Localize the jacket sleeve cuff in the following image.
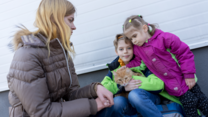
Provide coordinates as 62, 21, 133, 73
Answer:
184, 74, 195, 79
89, 99, 97, 115
91, 82, 102, 98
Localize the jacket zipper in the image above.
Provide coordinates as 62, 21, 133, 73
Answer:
56, 39, 72, 87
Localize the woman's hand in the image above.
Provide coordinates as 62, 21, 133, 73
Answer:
95, 97, 109, 111
125, 79, 142, 91
96, 85, 114, 108
185, 78, 196, 89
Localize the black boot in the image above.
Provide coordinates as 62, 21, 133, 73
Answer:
179, 91, 200, 117
190, 84, 208, 116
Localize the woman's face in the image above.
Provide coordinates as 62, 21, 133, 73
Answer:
64, 13, 76, 35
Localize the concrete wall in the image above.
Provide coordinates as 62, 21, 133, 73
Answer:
1, 46, 208, 116
1, 0, 208, 91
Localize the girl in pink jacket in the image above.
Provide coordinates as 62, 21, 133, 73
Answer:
123, 15, 208, 117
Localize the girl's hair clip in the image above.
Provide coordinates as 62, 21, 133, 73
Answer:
129, 19, 132, 23
138, 15, 142, 18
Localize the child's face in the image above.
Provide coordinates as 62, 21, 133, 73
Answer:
124, 25, 150, 46
115, 40, 133, 65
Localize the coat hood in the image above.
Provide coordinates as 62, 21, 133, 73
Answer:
12, 28, 32, 51
12, 28, 49, 51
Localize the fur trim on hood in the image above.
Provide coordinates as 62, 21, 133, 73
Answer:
12, 27, 32, 51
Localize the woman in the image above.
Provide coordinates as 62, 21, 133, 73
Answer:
7, 0, 114, 117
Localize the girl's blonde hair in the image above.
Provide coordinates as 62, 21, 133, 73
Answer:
17, 0, 76, 56
113, 34, 133, 50
123, 15, 157, 36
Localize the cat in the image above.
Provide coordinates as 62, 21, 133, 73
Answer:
112, 67, 144, 98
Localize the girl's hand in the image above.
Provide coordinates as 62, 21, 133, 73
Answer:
96, 85, 114, 108
185, 78, 196, 89
124, 79, 142, 91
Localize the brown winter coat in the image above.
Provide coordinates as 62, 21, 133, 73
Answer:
7, 31, 98, 117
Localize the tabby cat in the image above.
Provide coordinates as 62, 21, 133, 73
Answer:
113, 67, 143, 98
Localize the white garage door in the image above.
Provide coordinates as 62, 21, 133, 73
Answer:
0, 0, 208, 92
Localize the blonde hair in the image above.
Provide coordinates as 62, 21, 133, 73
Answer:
113, 34, 133, 50
123, 15, 157, 36
16, 0, 76, 57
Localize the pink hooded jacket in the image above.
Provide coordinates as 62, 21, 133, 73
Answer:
127, 29, 196, 96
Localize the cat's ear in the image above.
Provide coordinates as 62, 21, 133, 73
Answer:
112, 71, 117, 76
